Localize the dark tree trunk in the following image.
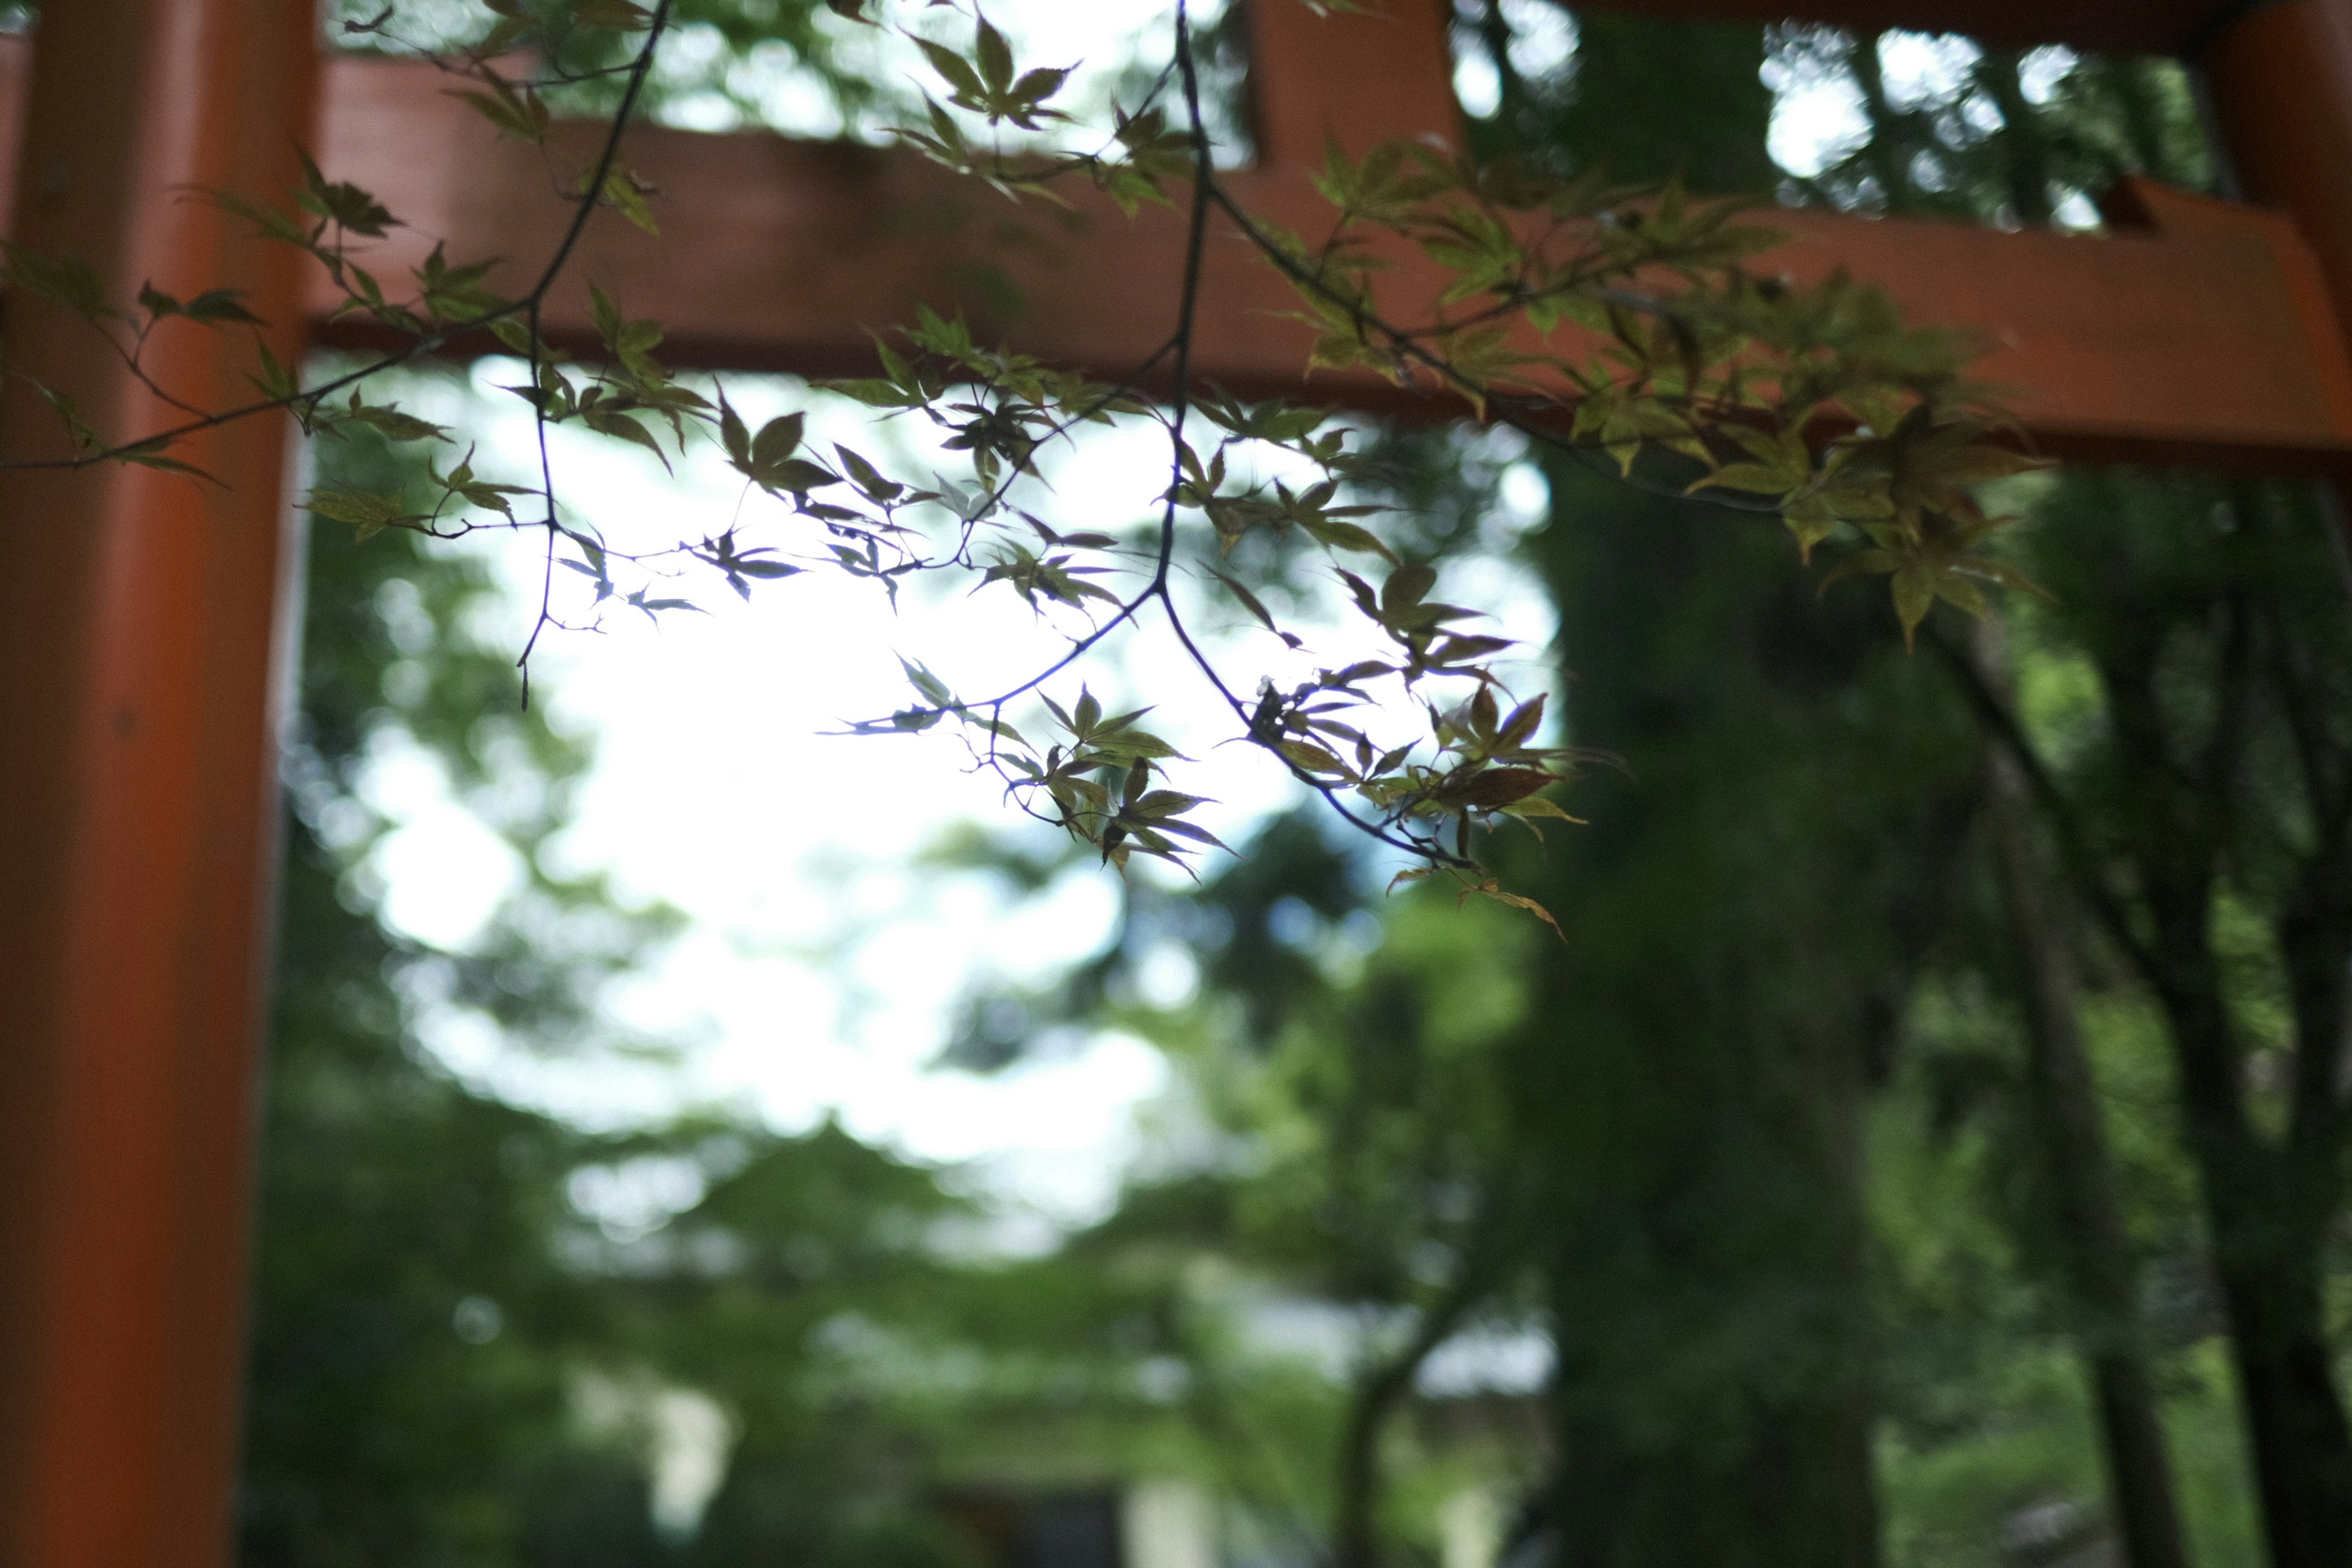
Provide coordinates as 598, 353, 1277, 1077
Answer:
2169, 949, 2352, 1568
2107, 556, 2352, 1568
1978, 51, 2056, 228
1488, 15, 1913, 1560
2087, 1354, 2197, 1568
1332, 1370, 1393, 1568
1992, 768, 2194, 1568
1973, 624, 2193, 1568
1332, 1212, 1519, 1568
2209, 1238, 2352, 1568
1546, 1341, 1883, 1568
1522, 453, 1950, 1568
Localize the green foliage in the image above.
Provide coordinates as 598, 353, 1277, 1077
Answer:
0, 0, 2043, 926
1462, 4, 1780, 195
1126, 817, 1540, 1307
255, 401, 1425, 1565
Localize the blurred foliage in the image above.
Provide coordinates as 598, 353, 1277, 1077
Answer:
1766, 26, 2214, 221
328, 0, 1256, 145
1460, 2, 1778, 193
246, 405, 998, 1567
959, 811, 1551, 1565
327, 0, 881, 126
246, 381, 660, 1567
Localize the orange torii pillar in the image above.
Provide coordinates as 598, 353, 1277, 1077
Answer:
2207, 1, 2352, 537
0, 2, 318, 1567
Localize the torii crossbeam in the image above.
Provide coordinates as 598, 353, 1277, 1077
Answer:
1, 2, 2346, 1563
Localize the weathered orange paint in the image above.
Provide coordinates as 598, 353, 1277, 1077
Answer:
1244, 0, 1460, 162
2204, 0, 2352, 528
2207, 1, 2352, 362
0, 3, 319, 1566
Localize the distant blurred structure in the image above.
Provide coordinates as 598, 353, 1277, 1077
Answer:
938, 1442, 1518, 1568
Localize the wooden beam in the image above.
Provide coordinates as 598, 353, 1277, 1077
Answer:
1243, 0, 1459, 162
296, 47, 2352, 475
0, 1, 2338, 470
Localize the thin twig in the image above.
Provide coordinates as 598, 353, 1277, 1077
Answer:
509, 0, 676, 695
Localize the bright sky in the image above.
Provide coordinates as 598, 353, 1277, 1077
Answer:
354, 5, 2010, 1229
370, 360, 1556, 1227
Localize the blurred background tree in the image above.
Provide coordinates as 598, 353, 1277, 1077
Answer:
990, 813, 1550, 1568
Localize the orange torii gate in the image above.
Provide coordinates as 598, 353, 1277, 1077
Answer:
0, 1, 2346, 1564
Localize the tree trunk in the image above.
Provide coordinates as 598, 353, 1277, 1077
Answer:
2176, 1008, 2352, 1568
1973, 627, 2193, 1568
2136, 684, 2352, 1567
2087, 1354, 2197, 1568
1333, 1371, 1390, 1568
1525, 458, 1909, 1568
2146, 879, 2352, 1568
2204, 1177, 2352, 1568
1331, 1228, 1513, 1568
1988, 756, 2193, 1568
